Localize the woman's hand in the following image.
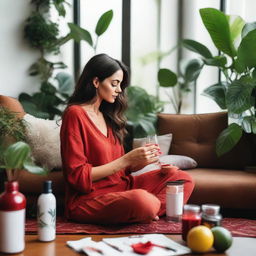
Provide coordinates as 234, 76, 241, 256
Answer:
123, 144, 161, 172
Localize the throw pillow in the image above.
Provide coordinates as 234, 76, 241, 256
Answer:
132, 155, 198, 176
23, 114, 62, 170
159, 155, 197, 169
133, 133, 172, 155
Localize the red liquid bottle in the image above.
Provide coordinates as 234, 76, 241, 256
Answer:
182, 204, 201, 241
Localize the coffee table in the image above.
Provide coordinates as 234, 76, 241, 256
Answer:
0, 234, 255, 256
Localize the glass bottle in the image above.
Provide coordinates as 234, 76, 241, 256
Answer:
182, 204, 201, 241
201, 204, 222, 228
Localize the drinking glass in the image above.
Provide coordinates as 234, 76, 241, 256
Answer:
145, 134, 161, 167
146, 134, 159, 146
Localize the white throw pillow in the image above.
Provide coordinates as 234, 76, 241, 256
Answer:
133, 133, 172, 155
159, 155, 197, 169
132, 155, 198, 176
23, 114, 62, 170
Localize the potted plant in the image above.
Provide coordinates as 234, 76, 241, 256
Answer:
0, 106, 46, 254
181, 8, 256, 157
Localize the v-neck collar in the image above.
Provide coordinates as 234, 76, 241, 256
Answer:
79, 106, 109, 139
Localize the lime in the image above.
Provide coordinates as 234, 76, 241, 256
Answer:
211, 226, 233, 252
187, 225, 214, 253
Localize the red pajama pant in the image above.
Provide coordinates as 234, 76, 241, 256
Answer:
69, 167, 194, 224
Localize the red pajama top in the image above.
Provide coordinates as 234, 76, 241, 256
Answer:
60, 105, 132, 214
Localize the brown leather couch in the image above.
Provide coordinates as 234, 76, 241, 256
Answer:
158, 113, 256, 211
1, 95, 256, 216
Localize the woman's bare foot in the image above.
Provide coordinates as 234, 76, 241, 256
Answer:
153, 215, 159, 221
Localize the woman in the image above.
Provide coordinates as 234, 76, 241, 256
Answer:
60, 53, 194, 224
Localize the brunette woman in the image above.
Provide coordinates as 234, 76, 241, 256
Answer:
60, 53, 194, 224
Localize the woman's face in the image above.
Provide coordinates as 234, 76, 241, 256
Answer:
94, 69, 124, 103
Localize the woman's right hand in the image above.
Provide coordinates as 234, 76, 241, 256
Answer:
123, 144, 160, 172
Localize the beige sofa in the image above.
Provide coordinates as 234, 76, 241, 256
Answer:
1, 95, 256, 216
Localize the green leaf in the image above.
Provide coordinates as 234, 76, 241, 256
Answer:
202, 82, 227, 109
95, 10, 113, 36
228, 15, 245, 42
216, 123, 242, 156
204, 56, 227, 67
19, 93, 32, 102
237, 29, 256, 68
234, 57, 246, 73
183, 59, 203, 82
226, 77, 255, 113
158, 69, 177, 87
199, 8, 236, 57
252, 69, 256, 79
3, 142, 30, 169
55, 72, 74, 96
68, 23, 93, 46
53, 2, 66, 17
242, 116, 256, 133
182, 39, 212, 58
23, 160, 48, 175
241, 22, 256, 38
20, 100, 50, 119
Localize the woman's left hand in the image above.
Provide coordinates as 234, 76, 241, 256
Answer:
125, 144, 161, 172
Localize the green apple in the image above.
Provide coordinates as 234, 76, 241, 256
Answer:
211, 226, 233, 252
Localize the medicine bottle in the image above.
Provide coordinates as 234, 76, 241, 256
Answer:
166, 180, 184, 222
37, 180, 56, 242
201, 204, 222, 229
181, 204, 201, 241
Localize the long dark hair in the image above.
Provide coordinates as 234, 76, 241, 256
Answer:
68, 53, 130, 143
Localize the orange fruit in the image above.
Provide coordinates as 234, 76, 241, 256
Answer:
187, 225, 214, 253
212, 226, 233, 252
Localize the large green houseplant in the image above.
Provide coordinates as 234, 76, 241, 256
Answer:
181, 8, 256, 157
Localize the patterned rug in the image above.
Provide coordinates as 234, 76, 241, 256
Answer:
26, 217, 256, 237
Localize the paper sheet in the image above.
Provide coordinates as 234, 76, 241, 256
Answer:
67, 234, 191, 256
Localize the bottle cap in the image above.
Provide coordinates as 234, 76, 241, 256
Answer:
183, 204, 200, 213
43, 180, 52, 193
166, 180, 185, 186
202, 204, 220, 215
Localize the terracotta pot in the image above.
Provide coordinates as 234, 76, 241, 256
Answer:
0, 181, 26, 253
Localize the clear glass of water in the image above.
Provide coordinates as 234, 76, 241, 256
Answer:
145, 134, 161, 167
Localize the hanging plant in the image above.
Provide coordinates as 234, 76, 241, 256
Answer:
20, 1, 114, 119
24, 13, 60, 53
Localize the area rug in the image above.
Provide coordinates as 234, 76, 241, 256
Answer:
26, 217, 256, 237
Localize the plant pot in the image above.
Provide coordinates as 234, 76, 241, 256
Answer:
0, 181, 26, 253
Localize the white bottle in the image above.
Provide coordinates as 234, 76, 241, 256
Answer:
37, 180, 56, 242
166, 180, 184, 222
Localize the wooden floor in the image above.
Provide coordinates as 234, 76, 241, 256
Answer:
0, 234, 255, 256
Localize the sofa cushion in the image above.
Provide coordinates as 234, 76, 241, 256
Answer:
188, 168, 256, 209
157, 112, 254, 169
132, 154, 198, 176
23, 114, 62, 170
0, 95, 25, 118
